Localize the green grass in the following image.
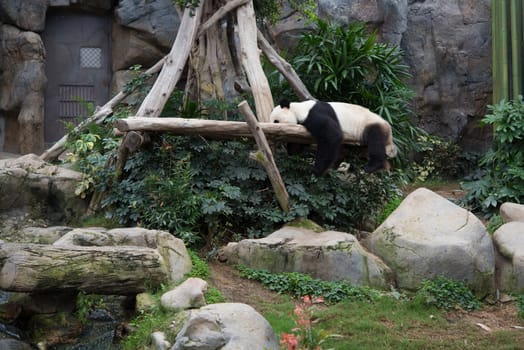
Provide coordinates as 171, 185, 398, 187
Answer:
119, 257, 524, 350
261, 296, 524, 350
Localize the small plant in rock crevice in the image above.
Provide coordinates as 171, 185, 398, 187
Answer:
517, 294, 524, 319
74, 291, 106, 325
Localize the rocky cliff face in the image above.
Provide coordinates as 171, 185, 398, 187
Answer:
0, 0, 493, 154
402, 0, 492, 151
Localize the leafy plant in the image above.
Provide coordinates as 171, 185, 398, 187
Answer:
462, 96, 524, 215
413, 134, 479, 182
75, 291, 106, 324
518, 294, 524, 319
377, 195, 403, 225
415, 276, 481, 311
186, 250, 210, 280
120, 306, 175, 350
64, 122, 118, 199
205, 287, 226, 304
238, 266, 381, 304
486, 214, 504, 234
280, 295, 334, 350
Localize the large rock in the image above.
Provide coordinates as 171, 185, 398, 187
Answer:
493, 222, 524, 293
161, 277, 207, 312
366, 188, 495, 294
222, 226, 394, 289
0, 25, 46, 154
401, 0, 492, 151
500, 202, 524, 223
0, 0, 47, 32
318, 0, 408, 44
115, 0, 180, 49
111, 24, 166, 71
172, 303, 279, 350
0, 225, 71, 244
0, 154, 87, 223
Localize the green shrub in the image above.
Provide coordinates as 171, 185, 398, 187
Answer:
186, 250, 210, 280
518, 294, 524, 319
462, 96, 524, 215
415, 276, 481, 311
377, 195, 403, 225
238, 266, 380, 304
100, 131, 398, 245
413, 134, 479, 182
486, 214, 504, 234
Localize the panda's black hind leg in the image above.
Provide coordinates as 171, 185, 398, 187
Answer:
364, 124, 387, 173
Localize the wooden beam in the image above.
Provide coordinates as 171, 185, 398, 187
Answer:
114, 117, 361, 145
238, 101, 290, 212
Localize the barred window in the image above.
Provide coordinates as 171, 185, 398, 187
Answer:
80, 47, 102, 68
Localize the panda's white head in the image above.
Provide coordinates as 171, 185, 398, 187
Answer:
269, 99, 299, 124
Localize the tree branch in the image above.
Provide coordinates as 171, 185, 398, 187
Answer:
257, 29, 315, 101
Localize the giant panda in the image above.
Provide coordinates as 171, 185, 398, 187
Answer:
269, 99, 397, 176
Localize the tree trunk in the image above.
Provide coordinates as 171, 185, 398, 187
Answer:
115, 4, 203, 179
0, 243, 169, 294
237, 1, 274, 121
135, 7, 203, 118
257, 30, 315, 101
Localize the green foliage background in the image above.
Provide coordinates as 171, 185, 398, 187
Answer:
462, 96, 524, 215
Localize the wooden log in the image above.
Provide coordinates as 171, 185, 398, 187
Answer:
257, 30, 315, 101
237, 0, 274, 121
238, 101, 290, 212
135, 5, 203, 119
0, 243, 169, 294
114, 117, 361, 145
197, 0, 250, 37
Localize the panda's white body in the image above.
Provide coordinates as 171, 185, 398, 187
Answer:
269, 99, 397, 175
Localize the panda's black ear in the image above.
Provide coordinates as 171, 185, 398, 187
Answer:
279, 98, 290, 109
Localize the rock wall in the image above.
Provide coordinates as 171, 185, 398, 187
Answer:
0, 0, 179, 154
0, 0, 493, 154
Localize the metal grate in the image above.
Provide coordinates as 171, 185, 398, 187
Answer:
80, 47, 102, 68
58, 85, 94, 122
